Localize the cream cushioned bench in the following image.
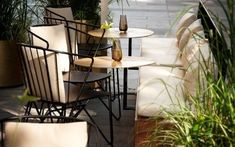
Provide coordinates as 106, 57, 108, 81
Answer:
136, 11, 212, 118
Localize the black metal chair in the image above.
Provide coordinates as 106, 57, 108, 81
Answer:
18, 41, 114, 145
44, 7, 122, 118
1, 115, 99, 147
24, 24, 119, 145
44, 6, 112, 56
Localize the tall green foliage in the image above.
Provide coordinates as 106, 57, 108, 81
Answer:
209, 0, 235, 83
70, 0, 100, 20
0, 0, 47, 42
0, 0, 28, 41
146, 0, 235, 146
47, 0, 101, 21
147, 74, 235, 146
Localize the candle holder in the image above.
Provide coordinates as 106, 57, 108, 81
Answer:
112, 39, 122, 62
119, 15, 128, 33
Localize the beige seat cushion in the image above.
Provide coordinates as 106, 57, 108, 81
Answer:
178, 19, 204, 50
139, 66, 184, 84
176, 13, 197, 41
181, 30, 206, 68
24, 48, 67, 103
141, 38, 182, 65
30, 24, 70, 72
183, 41, 212, 97
137, 66, 185, 117
142, 52, 182, 66
141, 38, 178, 52
46, 7, 74, 21
5, 121, 88, 147
45, 7, 77, 54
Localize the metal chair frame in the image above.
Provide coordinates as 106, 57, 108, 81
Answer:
44, 8, 122, 119
20, 28, 120, 145
44, 7, 112, 56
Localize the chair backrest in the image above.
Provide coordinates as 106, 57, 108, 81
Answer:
45, 7, 74, 21
45, 7, 77, 54
182, 31, 214, 97
3, 116, 88, 147
176, 12, 197, 41
44, 7, 103, 56
178, 19, 204, 50
19, 43, 68, 103
30, 24, 70, 71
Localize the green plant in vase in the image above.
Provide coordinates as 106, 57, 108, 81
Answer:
101, 21, 122, 62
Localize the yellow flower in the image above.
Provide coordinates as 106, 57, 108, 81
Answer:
100, 21, 113, 29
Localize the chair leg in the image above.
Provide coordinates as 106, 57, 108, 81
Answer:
24, 102, 41, 116
71, 101, 88, 118
107, 77, 114, 146
83, 107, 113, 145
24, 102, 33, 115
98, 97, 121, 120
112, 69, 116, 101
105, 69, 121, 120
82, 78, 114, 146
116, 69, 122, 119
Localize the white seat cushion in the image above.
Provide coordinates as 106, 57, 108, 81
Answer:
141, 38, 178, 52
137, 66, 185, 117
176, 13, 197, 41
139, 66, 184, 84
46, 7, 74, 21
183, 41, 212, 97
5, 121, 88, 147
141, 38, 182, 65
30, 24, 70, 72
24, 48, 66, 103
142, 52, 182, 66
178, 19, 204, 50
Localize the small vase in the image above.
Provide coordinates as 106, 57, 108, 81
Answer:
119, 15, 128, 32
112, 39, 122, 62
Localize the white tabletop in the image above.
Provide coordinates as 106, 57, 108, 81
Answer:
88, 28, 154, 39
74, 56, 154, 69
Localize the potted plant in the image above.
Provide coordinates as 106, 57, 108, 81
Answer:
145, 0, 235, 146
70, 0, 101, 24
0, 0, 29, 87
46, 0, 101, 24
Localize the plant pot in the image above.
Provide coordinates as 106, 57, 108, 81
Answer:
119, 15, 128, 32
112, 39, 122, 62
0, 40, 23, 87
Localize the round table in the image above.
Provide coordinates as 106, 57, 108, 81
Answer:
89, 28, 154, 55
89, 28, 154, 38
75, 56, 154, 110
88, 28, 154, 109
75, 56, 154, 69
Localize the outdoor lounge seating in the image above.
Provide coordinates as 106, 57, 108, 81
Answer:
135, 6, 214, 146
27, 24, 116, 145
136, 10, 209, 117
